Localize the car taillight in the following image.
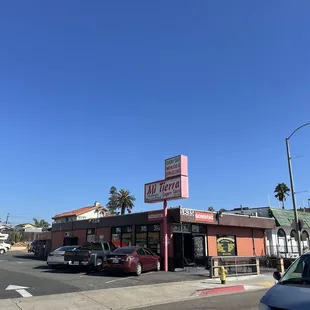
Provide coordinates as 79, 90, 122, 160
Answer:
61, 254, 64, 256
126, 256, 134, 262
88, 252, 92, 259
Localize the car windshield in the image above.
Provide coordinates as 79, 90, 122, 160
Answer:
56, 246, 79, 251
112, 247, 135, 254
281, 255, 310, 285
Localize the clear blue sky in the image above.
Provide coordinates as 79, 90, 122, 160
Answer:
1, 1, 310, 224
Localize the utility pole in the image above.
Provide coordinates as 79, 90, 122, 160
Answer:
285, 123, 310, 256
5, 213, 10, 224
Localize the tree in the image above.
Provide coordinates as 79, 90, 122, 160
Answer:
33, 218, 50, 228
219, 208, 227, 213
106, 186, 119, 215
106, 186, 136, 215
274, 183, 290, 209
208, 206, 215, 212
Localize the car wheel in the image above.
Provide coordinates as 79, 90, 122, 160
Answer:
156, 261, 160, 271
0, 249, 5, 255
136, 263, 142, 276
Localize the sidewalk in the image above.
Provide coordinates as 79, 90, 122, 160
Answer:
1, 274, 275, 310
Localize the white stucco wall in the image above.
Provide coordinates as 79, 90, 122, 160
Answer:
77, 209, 107, 220
55, 209, 107, 223
265, 227, 310, 258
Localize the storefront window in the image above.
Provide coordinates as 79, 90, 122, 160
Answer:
136, 225, 147, 247
111, 227, 122, 247
217, 235, 237, 256
122, 226, 132, 246
148, 224, 161, 255
191, 224, 205, 234
111, 226, 132, 247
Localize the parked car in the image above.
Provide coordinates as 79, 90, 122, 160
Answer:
105, 246, 161, 276
0, 241, 11, 251
260, 251, 310, 309
28, 240, 39, 253
64, 241, 116, 271
0, 244, 8, 255
47, 245, 80, 267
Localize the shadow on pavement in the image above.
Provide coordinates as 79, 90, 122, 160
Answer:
14, 254, 45, 261
33, 265, 84, 274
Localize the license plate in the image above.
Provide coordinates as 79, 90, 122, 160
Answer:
112, 258, 119, 264
72, 262, 79, 265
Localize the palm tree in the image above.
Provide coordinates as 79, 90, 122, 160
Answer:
116, 189, 136, 215
33, 218, 50, 228
208, 206, 215, 212
274, 183, 290, 209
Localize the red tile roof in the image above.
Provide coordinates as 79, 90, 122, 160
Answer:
53, 205, 109, 219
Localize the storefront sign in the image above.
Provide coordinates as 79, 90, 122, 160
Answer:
144, 176, 189, 203
180, 207, 195, 217
194, 211, 215, 223
217, 235, 236, 256
148, 211, 164, 222
165, 155, 188, 178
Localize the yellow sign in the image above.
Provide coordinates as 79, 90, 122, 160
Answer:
217, 235, 236, 256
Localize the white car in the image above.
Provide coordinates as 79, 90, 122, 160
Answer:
0, 245, 8, 254
260, 252, 310, 309
47, 245, 80, 267
0, 242, 11, 251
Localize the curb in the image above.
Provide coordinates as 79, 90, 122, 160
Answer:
197, 285, 245, 297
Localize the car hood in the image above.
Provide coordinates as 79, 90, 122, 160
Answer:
261, 283, 310, 310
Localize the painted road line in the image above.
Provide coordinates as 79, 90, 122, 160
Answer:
257, 281, 275, 287
16, 289, 32, 298
6, 285, 33, 298
105, 277, 133, 284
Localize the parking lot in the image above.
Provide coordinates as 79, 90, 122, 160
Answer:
0, 251, 204, 300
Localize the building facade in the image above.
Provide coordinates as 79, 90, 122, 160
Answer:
226, 206, 310, 259
51, 207, 275, 270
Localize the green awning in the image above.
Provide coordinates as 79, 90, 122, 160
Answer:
270, 208, 310, 228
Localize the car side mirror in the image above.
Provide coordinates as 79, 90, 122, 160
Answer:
273, 271, 282, 281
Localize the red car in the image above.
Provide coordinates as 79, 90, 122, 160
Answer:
105, 246, 160, 276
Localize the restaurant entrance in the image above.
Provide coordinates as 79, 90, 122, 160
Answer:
173, 223, 207, 269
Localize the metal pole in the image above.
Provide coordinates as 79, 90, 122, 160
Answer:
163, 199, 168, 271
286, 138, 302, 256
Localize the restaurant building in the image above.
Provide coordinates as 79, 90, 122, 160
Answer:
51, 207, 275, 271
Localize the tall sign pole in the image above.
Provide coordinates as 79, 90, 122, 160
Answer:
144, 155, 189, 272
163, 199, 168, 271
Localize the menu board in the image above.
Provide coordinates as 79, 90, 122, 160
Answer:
193, 236, 204, 257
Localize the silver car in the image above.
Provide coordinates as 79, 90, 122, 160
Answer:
47, 245, 80, 267
260, 252, 310, 309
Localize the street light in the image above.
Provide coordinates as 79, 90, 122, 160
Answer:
286, 122, 310, 256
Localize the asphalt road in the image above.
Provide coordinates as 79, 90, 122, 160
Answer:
0, 251, 205, 300
136, 289, 268, 310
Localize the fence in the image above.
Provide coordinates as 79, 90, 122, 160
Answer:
210, 256, 258, 278
6, 231, 51, 243
257, 256, 278, 274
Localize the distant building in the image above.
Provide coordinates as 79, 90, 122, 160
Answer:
14, 223, 36, 231
52, 201, 110, 224
225, 206, 310, 259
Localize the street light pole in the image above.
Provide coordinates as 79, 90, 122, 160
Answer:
285, 138, 302, 256
286, 123, 310, 256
